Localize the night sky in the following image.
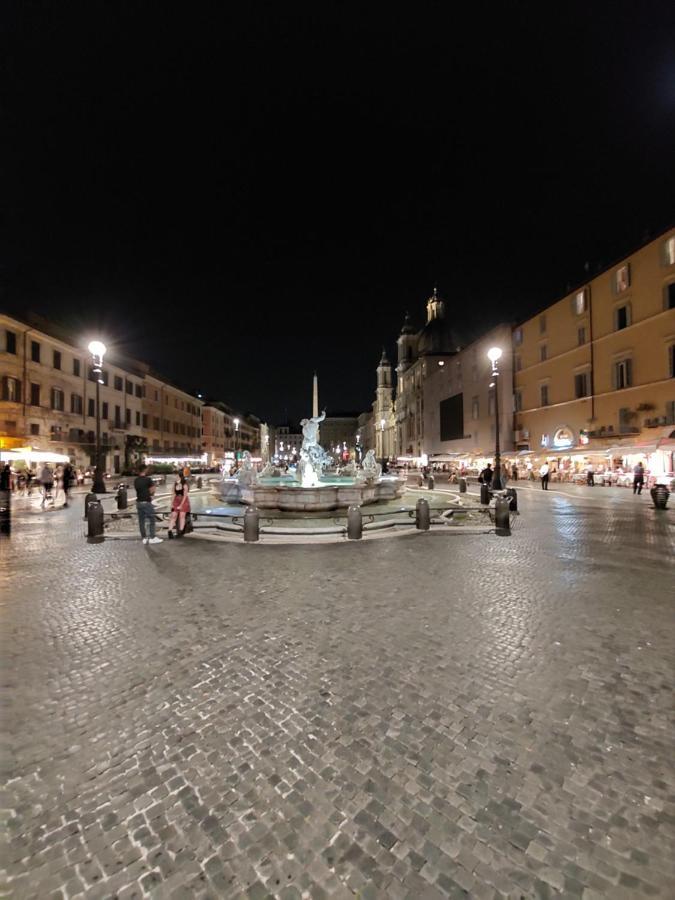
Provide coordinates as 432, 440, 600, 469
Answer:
3, 2, 674, 423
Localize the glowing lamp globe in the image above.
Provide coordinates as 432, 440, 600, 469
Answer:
88, 340, 107, 359
487, 346, 502, 364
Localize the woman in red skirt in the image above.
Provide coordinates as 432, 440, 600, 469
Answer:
168, 472, 191, 537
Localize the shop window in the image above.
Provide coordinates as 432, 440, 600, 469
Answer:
73, 358, 81, 377
30, 383, 40, 406
5, 330, 16, 354
613, 358, 633, 390
577, 326, 586, 346
574, 372, 589, 398
51, 388, 64, 411
2, 376, 21, 402
614, 304, 631, 331
663, 235, 675, 266
53, 350, 61, 370
665, 282, 675, 311
613, 264, 630, 294
31, 340, 41, 363
540, 384, 549, 406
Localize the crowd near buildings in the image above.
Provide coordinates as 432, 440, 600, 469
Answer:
1, 228, 674, 483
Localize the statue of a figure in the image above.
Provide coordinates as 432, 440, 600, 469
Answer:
362, 449, 382, 481
300, 410, 326, 450
237, 450, 258, 486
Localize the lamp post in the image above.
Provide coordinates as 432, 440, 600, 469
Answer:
233, 417, 240, 460
380, 417, 386, 464
487, 346, 503, 490
88, 340, 107, 494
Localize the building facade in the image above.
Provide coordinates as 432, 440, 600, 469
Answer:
513, 228, 675, 475
372, 351, 395, 462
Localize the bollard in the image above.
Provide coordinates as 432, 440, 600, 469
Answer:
494, 496, 511, 535
480, 483, 490, 505
458, 477, 467, 494
243, 506, 260, 542
428, 474, 435, 491
117, 484, 128, 510
86, 499, 105, 543
418, 474, 424, 488
347, 505, 363, 540
505, 487, 518, 513
83, 491, 98, 519
197, 476, 203, 489
650, 485, 669, 510
0, 489, 10, 537
416, 498, 430, 531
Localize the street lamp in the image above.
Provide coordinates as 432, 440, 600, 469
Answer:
487, 346, 503, 490
233, 417, 240, 459
88, 340, 107, 493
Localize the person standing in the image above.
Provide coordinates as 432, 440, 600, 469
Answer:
511, 463, 518, 481
540, 462, 550, 490
39, 463, 54, 507
633, 461, 645, 495
62, 462, 74, 508
586, 463, 595, 486
479, 462, 493, 487
134, 465, 162, 544
168, 472, 191, 538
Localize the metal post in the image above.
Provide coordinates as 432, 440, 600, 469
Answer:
480, 483, 490, 505
0, 489, 11, 537
197, 476, 203, 489
92, 375, 106, 494
494, 496, 511, 535
415, 497, 430, 530
428, 474, 434, 491
83, 491, 98, 518
493, 365, 502, 490
347, 505, 362, 540
243, 506, 260, 542
505, 487, 518, 512
86, 499, 104, 543
418, 474, 424, 488
117, 484, 128, 510
458, 477, 467, 494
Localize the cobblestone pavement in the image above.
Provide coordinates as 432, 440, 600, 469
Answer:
1, 492, 674, 899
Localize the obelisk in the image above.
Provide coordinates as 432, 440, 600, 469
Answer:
312, 372, 319, 418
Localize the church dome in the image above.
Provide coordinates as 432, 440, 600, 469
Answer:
399, 312, 416, 335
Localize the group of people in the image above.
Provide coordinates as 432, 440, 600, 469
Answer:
133, 465, 192, 545
0, 462, 77, 507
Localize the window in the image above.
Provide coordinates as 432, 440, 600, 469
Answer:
88, 398, 95, 418
2, 376, 21, 402
50, 425, 63, 441
5, 330, 16, 354
73, 358, 81, 377
125, 380, 133, 395
102, 402, 109, 419
31, 340, 41, 363
573, 288, 588, 315
540, 384, 549, 406
539, 315, 547, 334
669, 345, 675, 379
663, 235, 675, 266
615, 304, 631, 330
135, 411, 141, 426
53, 350, 61, 370
471, 397, 479, 420
114, 375, 123, 391
614, 358, 633, 390
574, 372, 589, 398
70, 393, 83, 414
540, 344, 548, 362
174, 399, 178, 409
513, 328, 523, 346
100, 369, 109, 386
514, 391, 522, 412
114, 405, 122, 427
154, 390, 159, 401
135, 384, 143, 398
51, 388, 64, 411
30, 423, 40, 436
126, 408, 131, 425
665, 282, 675, 310
577, 326, 586, 346
30, 383, 40, 406
153, 416, 160, 430
614, 264, 630, 294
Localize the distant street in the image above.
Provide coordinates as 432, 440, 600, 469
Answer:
1, 490, 674, 898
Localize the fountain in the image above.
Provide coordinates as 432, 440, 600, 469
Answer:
216, 410, 405, 511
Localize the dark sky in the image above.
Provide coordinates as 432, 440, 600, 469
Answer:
3, 2, 675, 422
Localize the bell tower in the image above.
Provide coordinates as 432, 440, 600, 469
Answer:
426, 286, 445, 322
374, 349, 394, 462
396, 312, 417, 374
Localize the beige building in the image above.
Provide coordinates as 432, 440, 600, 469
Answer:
423, 324, 514, 463
142, 374, 202, 459
513, 228, 675, 478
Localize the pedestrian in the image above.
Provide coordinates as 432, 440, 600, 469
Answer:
511, 463, 518, 481
26, 467, 35, 496
0, 463, 11, 491
632, 461, 645, 495
168, 471, 191, 538
540, 462, 550, 490
134, 465, 163, 544
479, 462, 493, 487
62, 462, 74, 507
39, 463, 54, 507
586, 463, 595, 486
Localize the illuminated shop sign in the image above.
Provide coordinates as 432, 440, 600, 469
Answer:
552, 426, 575, 449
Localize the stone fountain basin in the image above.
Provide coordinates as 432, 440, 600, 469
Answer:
218, 476, 405, 511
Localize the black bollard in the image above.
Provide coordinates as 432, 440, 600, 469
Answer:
505, 487, 518, 513
428, 474, 435, 491
87, 499, 105, 543
243, 506, 260, 542
650, 485, 669, 510
117, 484, 128, 510
347, 505, 362, 540
416, 498, 430, 531
418, 474, 424, 488
480, 483, 490, 505
83, 491, 98, 519
458, 477, 467, 494
197, 476, 203, 489
494, 496, 511, 535
0, 489, 10, 537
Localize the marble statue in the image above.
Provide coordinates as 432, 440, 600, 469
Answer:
300, 410, 325, 448
237, 451, 258, 486
295, 409, 333, 479
362, 449, 382, 481
259, 461, 278, 478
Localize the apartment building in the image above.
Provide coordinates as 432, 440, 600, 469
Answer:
142, 374, 202, 458
513, 228, 675, 473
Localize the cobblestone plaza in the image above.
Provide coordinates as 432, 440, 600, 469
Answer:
1, 490, 674, 898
